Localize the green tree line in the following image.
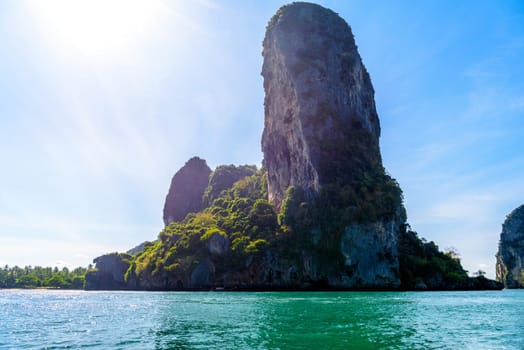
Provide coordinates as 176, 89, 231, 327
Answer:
0, 265, 89, 289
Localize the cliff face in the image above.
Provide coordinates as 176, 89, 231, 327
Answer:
496, 205, 524, 288
261, 2, 403, 288
163, 157, 211, 225
262, 2, 380, 208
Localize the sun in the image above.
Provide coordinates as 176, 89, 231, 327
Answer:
28, 0, 166, 59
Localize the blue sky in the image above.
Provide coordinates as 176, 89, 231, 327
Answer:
1, 0, 523, 278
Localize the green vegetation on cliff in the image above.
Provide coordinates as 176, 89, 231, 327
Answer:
84, 161, 485, 291
202, 164, 257, 206
398, 227, 467, 289
122, 168, 281, 289
277, 129, 404, 272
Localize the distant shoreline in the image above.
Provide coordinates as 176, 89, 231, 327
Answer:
2, 285, 504, 292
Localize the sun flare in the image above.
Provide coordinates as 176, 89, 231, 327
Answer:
28, 0, 165, 58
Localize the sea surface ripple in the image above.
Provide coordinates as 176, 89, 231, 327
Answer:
1, 289, 523, 349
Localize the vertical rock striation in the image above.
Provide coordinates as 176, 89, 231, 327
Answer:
262, 2, 380, 208
163, 157, 211, 225
496, 204, 524, 288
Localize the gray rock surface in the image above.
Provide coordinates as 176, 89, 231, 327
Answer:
262, 2, 380, 208
163, 157, 211, 225
207, 233, 231, 256
496, 204, 524, 288
338, 219, 402, 288
190, 258, 214, 289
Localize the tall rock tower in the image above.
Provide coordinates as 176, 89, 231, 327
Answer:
262, 2, 381, 208
261, 2, 405, 288
163, 157, 211, 225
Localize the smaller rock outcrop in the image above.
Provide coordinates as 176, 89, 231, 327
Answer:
496, 204, 524, 288
202, 165, 257, 206
163, 157, 212, 225
84, 253, 132, 290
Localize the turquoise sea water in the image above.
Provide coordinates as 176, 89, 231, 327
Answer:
0, 290, 523, 349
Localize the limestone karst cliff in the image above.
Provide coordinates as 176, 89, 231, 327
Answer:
85, 2, 501, 291
496, 204, 524, 288
262, 2, 380, 208
163, 157, 211, 225
262, 2, 404, 288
